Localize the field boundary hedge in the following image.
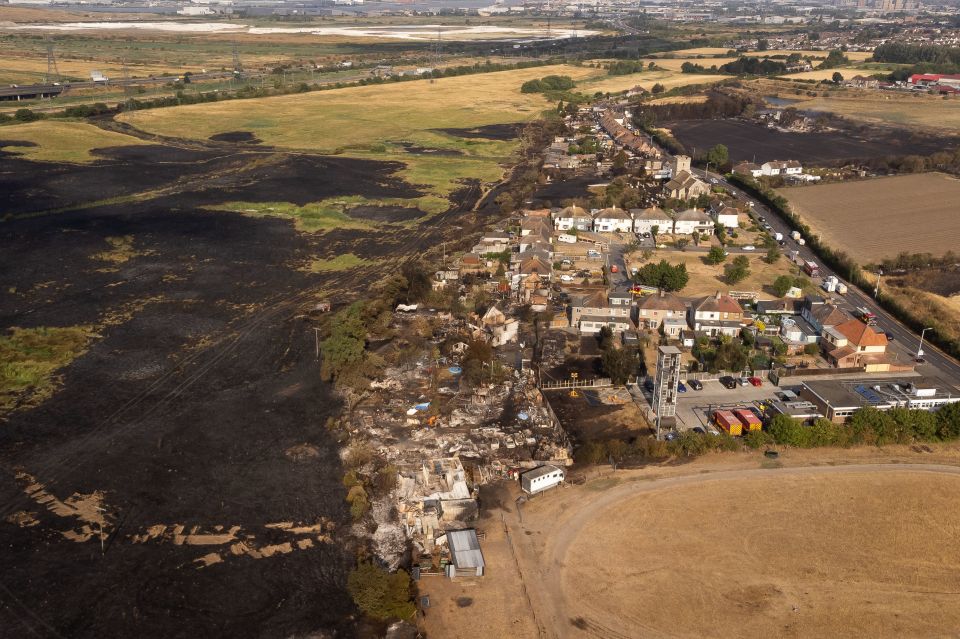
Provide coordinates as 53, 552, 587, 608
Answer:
728, 173, 960, 361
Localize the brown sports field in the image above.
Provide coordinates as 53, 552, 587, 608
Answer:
777, 172, 960, 264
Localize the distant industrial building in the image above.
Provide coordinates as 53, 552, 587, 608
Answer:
800, 377, 960, 423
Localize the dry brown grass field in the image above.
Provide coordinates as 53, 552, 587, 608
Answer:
777, 173, 960, 263
556, 470, 960, 638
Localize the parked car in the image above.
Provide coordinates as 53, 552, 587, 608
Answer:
748, 376, 762, 387
688, 379, 703, 391
644, 379, 654, 392
560, 274, 574, 282
738, 377, 750, 386
677, 382, 687, 393
692, 426, 706, 434
885, 331, 895, 341
743, 245, 756, 251
719, 376, 738, 389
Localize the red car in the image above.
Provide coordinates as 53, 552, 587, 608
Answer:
748, 376, 763, 387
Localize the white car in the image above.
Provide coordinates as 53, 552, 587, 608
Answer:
743, 245, 756, 251
560, 274, 575, 282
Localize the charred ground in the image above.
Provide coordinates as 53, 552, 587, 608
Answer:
0, 124, 511, 638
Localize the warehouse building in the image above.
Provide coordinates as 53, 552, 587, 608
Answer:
800, 377, 960, 423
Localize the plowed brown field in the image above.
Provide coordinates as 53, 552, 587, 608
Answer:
777, 172, 960, 263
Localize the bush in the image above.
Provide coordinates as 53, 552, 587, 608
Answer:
744, 430, 774, 449
520, 75, 576, 93
347, 563, 416, 621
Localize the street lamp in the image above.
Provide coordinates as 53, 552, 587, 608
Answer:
917, 327, 933, 361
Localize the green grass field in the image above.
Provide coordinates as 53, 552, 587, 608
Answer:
1, 326, 98, 416
119, 64, 600, 216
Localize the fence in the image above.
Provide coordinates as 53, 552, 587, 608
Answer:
540, 377, 612, 391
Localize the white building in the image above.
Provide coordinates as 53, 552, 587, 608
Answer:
521, 465, 565, 494
592, 207, 633, 233
761, 160, 802, 176
631, 207, 672, 234
553, 205, 592, 232
672, 208, 714, 235
711, 204, 740, 229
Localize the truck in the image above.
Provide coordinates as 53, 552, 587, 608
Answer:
836, 282, 848, 294
734, 409, 762, 433
802, 261, 820, 277
791, 231, 801, 241
713, 410, 743, 436
855, 307, 878, 325
822, 275, 838, 293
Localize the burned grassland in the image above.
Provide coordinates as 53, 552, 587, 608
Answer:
0, 119, 530, 637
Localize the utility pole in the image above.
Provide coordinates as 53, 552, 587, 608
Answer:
313, 327, 320, 361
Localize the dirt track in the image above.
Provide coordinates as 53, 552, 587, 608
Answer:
520, 462, 960, 639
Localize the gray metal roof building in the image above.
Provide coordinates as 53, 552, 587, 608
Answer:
446, 529, 485, 577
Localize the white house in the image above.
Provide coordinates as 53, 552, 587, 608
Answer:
553, 205, 592, 232
672, 208, 714, 235
521, 464, 565, 494
631, 207, 672, 234
592, 207, 633, 233
711, 204, 740, 229
761, 160, 802, 176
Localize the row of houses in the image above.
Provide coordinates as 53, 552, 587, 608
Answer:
553, 201, 742, 235
597, 110, 661, 157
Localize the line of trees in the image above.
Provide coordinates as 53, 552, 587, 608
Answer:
576, 402, 960, 465
520, 74, 576, 94
873, 42, 960, 66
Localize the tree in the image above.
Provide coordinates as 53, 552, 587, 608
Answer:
651, 83, 665, 94
803, 343, 820, 356
937, 402, 960, 440
320, 302, 368, 382
764, 245, 781, 264
713, 337, 748, 373
832, 71, 844, 83
757, 38, 769, 51
347, 563, 416, 621
634, 260, 689, 292
706, 246, 727, 265
13, 108, 40, 123
612, 149, 628, 173
676, 238, 690, 251
650, 224, 660, 238
706, 144, 729, 168
772, 274, 794, 297
724, 255, 750, 285
461, 338, 493, 385
601, 346, 641, 385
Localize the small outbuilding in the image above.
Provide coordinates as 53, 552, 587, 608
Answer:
445, 529, 485, 578
520, 464, 565, 495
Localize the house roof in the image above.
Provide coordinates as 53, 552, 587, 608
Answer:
595, 207, 631, 220
639, 291, 687, 312
580, 314, 632, 325
756, 299, 800, 314
556, 205, 589, 219
810, 304, 849, 326
630, 207, 671, 221
522, 464, 562, 481
733, 161, 760, 173
694, 291, 743, 314
674, 208, 712, 223
833, 319, 888, 348
520, 256, 551, 274
665, 170, 703, 192
575, 290, 609, 309
447, 529, 485, 569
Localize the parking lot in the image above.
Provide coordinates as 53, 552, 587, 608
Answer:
636, 375, 801, 434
